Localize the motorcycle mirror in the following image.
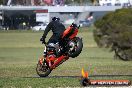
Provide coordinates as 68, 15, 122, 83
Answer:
78, 25, 80, 29
71, 23, 75, 27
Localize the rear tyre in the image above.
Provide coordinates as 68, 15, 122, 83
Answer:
81, 78, 91, 86
68, 37, 83, 58
36, 59, 51, 77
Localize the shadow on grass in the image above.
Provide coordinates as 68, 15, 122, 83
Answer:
25, 75, 132, 78
90, 75, 132, 77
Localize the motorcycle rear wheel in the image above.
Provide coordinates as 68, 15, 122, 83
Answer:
68, 37, 83, 58
36, 60, 51, 77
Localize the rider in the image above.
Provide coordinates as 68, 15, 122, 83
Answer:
40, 17, 66, 56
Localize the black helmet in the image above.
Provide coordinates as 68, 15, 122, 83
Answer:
52, 17, 60, 21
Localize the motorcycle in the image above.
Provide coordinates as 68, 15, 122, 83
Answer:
36, 23, 83, 77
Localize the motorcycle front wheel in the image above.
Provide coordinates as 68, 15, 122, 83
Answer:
36, 59, 51, 77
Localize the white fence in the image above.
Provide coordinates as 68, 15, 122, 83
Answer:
0, 6, 122, 12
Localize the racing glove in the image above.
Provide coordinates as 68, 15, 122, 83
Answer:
40, 36, 46, 44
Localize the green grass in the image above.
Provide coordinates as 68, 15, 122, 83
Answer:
0, 28, 132, 87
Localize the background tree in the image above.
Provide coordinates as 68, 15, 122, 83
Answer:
91, 0, 97, 5
94, 8, 132, 61
0, 0, 3, 4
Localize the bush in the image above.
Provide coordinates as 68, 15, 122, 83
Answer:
94, 8, 132, 61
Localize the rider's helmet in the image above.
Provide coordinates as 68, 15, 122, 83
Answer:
52, 17, 60, 21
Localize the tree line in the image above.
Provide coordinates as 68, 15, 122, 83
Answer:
94, 8, 132, 61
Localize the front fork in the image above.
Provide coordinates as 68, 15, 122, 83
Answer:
39, 57, 44, 65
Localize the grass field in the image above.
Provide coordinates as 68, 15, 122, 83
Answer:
0, 28, 132, 87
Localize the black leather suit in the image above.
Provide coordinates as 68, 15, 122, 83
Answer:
42, 20, 65, 44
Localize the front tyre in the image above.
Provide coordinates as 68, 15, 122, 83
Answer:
68, 37, 83, 58
36, 59, 51, 77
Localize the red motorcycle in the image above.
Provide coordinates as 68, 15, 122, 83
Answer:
36, 23, 83, 77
